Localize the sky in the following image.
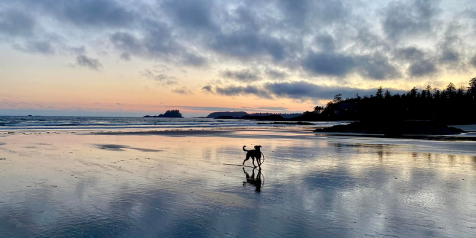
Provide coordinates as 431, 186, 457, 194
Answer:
1, 0, 476, 117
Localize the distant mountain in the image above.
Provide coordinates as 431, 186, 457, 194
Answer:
206, 111, 248, 118
144, 110, 183, 118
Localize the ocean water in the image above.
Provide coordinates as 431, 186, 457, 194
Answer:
0, 116, 341, 130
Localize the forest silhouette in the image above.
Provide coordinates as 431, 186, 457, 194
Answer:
299, 77, 476, 124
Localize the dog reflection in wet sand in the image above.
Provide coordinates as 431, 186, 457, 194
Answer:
243, 167, 262, 192
242, 145, 263, 168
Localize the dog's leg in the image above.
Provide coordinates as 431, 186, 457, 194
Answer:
252, 156, 256, 167
243, 154, 251, 165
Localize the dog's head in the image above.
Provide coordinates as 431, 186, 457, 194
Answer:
254, 145, 262, 151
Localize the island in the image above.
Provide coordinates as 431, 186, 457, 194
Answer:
144, 110, 183, 118
206, 111, 248, 118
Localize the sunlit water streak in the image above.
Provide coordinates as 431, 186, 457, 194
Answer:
0, 129, 475, 237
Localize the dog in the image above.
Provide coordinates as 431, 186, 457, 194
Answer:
242, 145, 263, 168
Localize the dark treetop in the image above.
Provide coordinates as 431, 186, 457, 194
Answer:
298, 77, 476, 125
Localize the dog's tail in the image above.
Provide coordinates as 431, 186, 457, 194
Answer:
243, 145, 248, 151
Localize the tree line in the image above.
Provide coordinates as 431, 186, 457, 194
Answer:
299, 77, 476, 124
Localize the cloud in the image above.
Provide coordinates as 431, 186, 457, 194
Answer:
119, 52, 131, 61
1, 0, 475, 89
174, 105, 285, 113
215, 85, 273, 99
109, 22, 207, 67
265, 68, 288, 80
356, 54, 401, 80
14, 40, 55, 55
0, 9, 35, 37
208, 81, 408, 100
265, 81, 407, 100
202, 85, 213, 93
471, 55, 476, 67
395, 47, 425, 61
76, 55, 103, 70
161, 0, 216, 31
301, 52, 400, 80
33, 0, 136, 28
208, 32, 294, 62
220, 68, 261, 82
438, 24, 461, 64
301, 52, 355, 76
314, 33, 336, 52
257, 106, 288, 111
409, 59, 436, 76
172, 87, 193, 95
382, 0, 440, 41
70, 46, 86, 55
140, 69, 178, 85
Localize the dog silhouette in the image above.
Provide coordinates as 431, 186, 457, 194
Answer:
242, 145, 263, 168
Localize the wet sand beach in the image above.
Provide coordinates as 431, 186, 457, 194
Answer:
1, 128, 476, 237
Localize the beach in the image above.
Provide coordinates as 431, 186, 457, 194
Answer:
1, 127, 476, 237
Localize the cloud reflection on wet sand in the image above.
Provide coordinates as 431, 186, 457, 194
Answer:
0, 130, 476, 237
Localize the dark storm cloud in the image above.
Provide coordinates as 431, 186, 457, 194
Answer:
0, 9, 35, 37
382, 0, 440, 41
77, 55, 102, 71
220, 69, 261, 82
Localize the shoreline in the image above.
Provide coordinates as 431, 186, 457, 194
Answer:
2, 125, 476, 142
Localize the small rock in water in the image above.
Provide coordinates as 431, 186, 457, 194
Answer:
0, 158, 6, 160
